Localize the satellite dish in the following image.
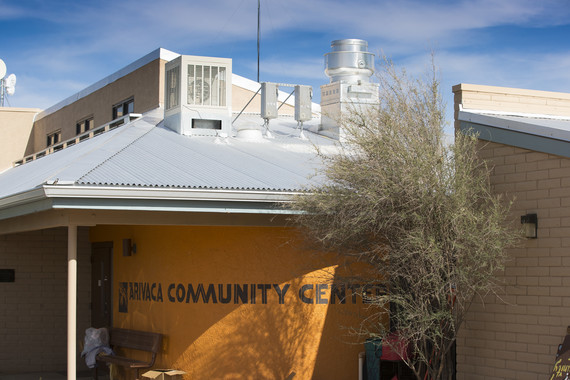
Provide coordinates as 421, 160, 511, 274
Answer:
0, 59, 6, 80
5, 74, 16, 95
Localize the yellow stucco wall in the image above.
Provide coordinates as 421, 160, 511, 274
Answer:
90, 225, 369, 380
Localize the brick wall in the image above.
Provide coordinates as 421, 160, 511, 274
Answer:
456, 141, 570, 379
0, 227, 91, 373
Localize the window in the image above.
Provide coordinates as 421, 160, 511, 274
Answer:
47, 130, 61, 147
166, 67, 180, 110
76, 117, 94, 135
187, 64, 226, 106
112, 98, 134, 120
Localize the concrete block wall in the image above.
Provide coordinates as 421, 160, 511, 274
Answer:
453, 84, 570, 132
456, 141, 570, 379
0, 227, 91, 373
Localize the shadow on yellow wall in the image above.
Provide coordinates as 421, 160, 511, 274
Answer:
90, 225, 367, 379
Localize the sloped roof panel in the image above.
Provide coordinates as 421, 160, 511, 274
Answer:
0, 109, 332, 201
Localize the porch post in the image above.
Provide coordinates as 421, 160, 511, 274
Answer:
67, 225, 78, 380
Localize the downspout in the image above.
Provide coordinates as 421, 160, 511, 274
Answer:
67, 225, 77, 380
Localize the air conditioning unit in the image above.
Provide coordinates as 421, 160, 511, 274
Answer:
164, 55, 232, 136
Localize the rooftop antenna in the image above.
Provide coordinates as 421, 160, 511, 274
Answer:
0, 59, 16, 107
257, 0, 260, 83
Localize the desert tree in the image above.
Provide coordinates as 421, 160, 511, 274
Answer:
290, 57, 519, 380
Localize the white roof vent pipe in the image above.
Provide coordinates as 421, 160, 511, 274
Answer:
324, 39, 375, 84
320, 39, 379, 140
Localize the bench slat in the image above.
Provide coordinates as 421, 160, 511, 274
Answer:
94, 328, 163, 380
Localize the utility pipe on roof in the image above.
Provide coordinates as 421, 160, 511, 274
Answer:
67, 225, 77, 380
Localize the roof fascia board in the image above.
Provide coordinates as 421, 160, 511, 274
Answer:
459, 120, 570, 158
50, 197, 298, 215
0, 187, 48, 210
43, 185, 298, 203
459, 110, 570, 141
36, 48, 180, 120
0, 186, 303, 221
0, 198, 54, 221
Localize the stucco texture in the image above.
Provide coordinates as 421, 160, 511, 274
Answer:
90, 225, 368, 380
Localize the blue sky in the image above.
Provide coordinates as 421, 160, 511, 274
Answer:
2, 0, 570, 135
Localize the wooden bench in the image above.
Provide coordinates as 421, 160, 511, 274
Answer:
93, 327, 162, 380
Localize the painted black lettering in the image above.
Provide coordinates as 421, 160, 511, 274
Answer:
151, 283, 157, 301
234, 284, 248, 304
316, 284, 328, 304
176, 284, 186, 302
348, 284, 360, 304
273, 284, 290, 304
157, 283, 163, 302
250, 283, 256, 304
218, 284, 231, 304
258, 284, 271, 304
167, 283, 175, 302
187, 284, 217, 303
331, 283, 346, 304
129, 282, 134, 300
299, 284, 314, 304
144, 283, 151, 301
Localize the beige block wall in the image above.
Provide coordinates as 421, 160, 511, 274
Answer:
453, 84, 570, 131
0, 227, 91, 373
456, 141, 570, 379
0, 108, 40, 171
31, 59, 165, 155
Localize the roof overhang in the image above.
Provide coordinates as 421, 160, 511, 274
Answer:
0, 185, 303, 232
458, 110, 570, 158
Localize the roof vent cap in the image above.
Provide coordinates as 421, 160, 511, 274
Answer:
324, 39, 374, 84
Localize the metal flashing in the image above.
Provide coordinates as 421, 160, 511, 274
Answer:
459, 110, 570, 142
459, 120, 570, 158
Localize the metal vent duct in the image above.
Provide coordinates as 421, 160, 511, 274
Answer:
324, 39, 374, 84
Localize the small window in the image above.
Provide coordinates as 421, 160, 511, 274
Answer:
47, 130, 61, 147
112, 98, 134, 120
76, 117, 94, 135
166, 67, 180, 110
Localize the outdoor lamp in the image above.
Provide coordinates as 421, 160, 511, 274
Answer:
521, 213, 538, 239
123, 239, 137, 256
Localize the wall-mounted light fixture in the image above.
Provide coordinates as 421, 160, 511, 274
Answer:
123, 239, 137, 256
521, 213, 538, 239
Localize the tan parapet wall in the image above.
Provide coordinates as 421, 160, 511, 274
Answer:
453, 83, 570, 130
31, 59, 165, 155
0, 107, 40, 171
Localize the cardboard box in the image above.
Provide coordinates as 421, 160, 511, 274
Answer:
142, 369, 186, 380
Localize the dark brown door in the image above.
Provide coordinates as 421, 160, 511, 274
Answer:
91, 242, 112, 328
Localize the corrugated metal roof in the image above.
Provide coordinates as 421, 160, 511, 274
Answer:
0, 108, 334, 200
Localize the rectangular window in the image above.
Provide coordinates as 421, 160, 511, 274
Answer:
166, 67, 180, 110
113, 98, 134, 120
187, 64, 226, 107
47, 130, 61, 147
76, 117, 94, 135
